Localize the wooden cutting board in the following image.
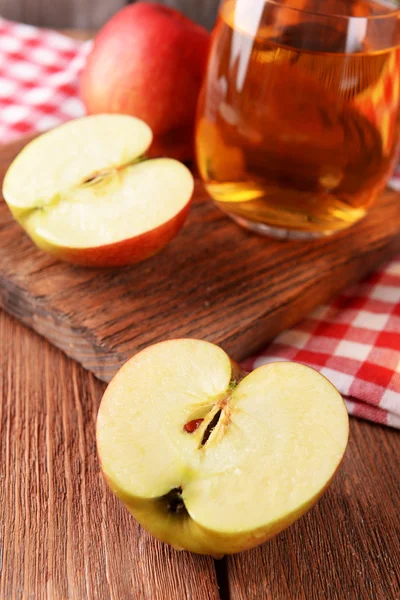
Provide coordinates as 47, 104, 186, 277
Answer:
1, 135, 400, 382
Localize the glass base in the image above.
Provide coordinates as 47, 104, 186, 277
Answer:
229, 214, 342, 241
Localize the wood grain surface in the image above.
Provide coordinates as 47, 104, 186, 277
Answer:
1, 136, 400, 384
0, 310, 220, 600
1, 308, 399, 599
0, 0, 219, 30
0, 0, 125, 29
226, 423, 400, 600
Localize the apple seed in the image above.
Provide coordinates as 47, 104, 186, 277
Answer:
184, 418, 204, 433
81, 172, 108, 186
200, 409, 222, 447
80, 155, 150, 188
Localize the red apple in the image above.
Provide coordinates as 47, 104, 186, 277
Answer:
2, 115, 194, 267
96, 339, 349, 555
80, 3, 210, 162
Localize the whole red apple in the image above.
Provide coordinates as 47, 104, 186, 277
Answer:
80, 3, 210, 162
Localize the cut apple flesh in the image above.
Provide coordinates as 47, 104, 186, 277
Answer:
97, 339, 349, 556
3, 114, 153, 213
22, 158, 193, 248
2, 115, 194, 264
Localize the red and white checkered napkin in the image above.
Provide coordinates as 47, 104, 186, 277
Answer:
243, 260, 400, 429
0, 18, 89, 141
1, 18, 399, 429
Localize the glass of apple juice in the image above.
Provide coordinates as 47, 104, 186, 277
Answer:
195, 0, 400, 239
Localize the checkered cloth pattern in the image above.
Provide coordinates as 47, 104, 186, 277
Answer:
0, 18, 399, 429
0, 18, 89, 140
242, 259, 400, 429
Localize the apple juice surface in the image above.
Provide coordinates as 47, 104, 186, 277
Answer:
196, 0, 400, 236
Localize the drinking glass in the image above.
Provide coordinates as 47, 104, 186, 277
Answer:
195, 0, 400, 239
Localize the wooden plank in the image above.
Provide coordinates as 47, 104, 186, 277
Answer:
0, 0, 218, 29
1, 306, 400, 599
225, 418, 400, 600
0, 309, 220, 600
1, 135, 400, 383
0, 0, 125, 29
145, 0, 219, 29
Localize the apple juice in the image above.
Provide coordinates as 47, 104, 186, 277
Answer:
196, 0, 400, 236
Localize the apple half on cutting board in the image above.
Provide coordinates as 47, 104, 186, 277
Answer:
2, 115, 194, 267
96, 339, 349, 556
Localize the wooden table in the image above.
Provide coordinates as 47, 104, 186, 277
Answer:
0, 0, 219, 32
1, 308, 400, 599
1, 29, 400, 600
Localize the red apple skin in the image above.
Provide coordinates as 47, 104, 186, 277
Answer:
80, 3, 210, 162
28, 200, 191, 268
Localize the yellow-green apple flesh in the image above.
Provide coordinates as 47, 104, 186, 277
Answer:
80, 3, 210, 162
96, 339, 349, 556
2, 115, 194, 267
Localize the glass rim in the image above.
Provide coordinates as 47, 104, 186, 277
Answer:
264, 0, 400, 22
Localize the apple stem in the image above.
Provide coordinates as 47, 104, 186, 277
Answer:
228, 379, 237, 391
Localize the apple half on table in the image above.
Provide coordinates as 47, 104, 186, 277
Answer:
97, 339, 349, 556
2, 115, 194, 267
